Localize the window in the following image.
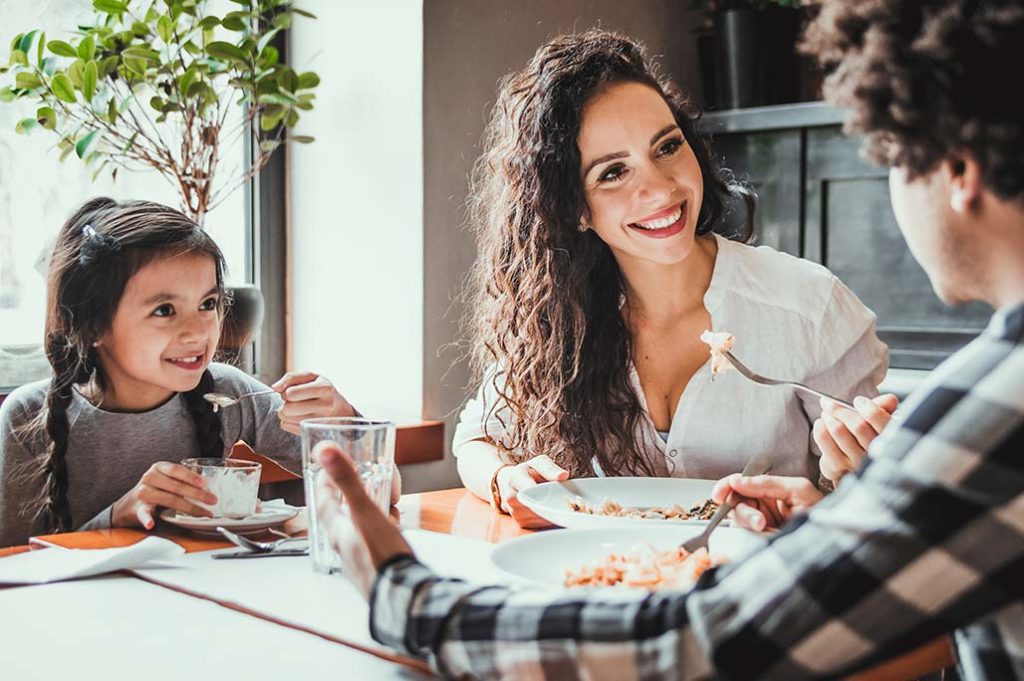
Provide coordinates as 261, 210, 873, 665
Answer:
0, 0, 250, 391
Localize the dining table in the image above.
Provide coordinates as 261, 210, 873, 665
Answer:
0, 488, 954, 680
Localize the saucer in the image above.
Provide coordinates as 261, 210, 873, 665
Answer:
160, 504, 300, 536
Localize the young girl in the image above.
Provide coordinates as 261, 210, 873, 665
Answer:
0, 197, 394, 548
454, 30, 890, 526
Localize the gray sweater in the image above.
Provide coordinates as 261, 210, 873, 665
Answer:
0, 362, 301, 548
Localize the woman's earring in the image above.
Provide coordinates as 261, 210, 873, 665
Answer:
578, 220, 590, 233
91, 340, 100, 347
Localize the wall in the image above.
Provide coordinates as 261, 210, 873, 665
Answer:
421, 1, 703, 490
289, 2, 425, 430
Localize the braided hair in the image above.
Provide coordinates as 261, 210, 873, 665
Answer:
25, 197, 228, 533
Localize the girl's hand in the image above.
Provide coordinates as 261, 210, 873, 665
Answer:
495, 454, 569, 529
315, 442, 414, 600
273, 371, 357, 435
711, 474, 823, 532
111, 462, 218, 530
814, 394, 899, 483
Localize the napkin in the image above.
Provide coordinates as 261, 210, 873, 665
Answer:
0, 537, 185, 585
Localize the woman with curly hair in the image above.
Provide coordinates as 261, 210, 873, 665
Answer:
454, 29, 889, 525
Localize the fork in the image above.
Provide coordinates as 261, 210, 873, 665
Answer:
724, 351, 856, 410
216, 526, 306, 553
680, 453, 773, 554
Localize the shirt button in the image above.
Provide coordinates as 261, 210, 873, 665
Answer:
669, 449, 678, 458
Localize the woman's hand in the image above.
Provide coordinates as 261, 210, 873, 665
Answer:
111, 462, 217, 530
315, 442, 414, 599
711, 474, 823, 532
814, 394, 898, 483
272, 371, 357, 435
495, 454, 569, 529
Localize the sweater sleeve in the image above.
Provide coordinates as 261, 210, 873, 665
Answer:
0, 388, 44, 548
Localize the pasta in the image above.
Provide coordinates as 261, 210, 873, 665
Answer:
568, 496, 719, 521
564, 543, 721, 590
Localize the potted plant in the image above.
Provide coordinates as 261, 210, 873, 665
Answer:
0, 0, 320, 346
691, 0, 805, 110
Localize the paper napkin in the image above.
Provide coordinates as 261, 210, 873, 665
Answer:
0, 536, 185, 585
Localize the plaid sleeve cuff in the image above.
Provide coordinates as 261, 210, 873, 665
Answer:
368, 555, 437, 656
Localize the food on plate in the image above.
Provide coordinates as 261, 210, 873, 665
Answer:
567, 496, 719, 520
699, 330, 735, 377
564, 544, 724, 590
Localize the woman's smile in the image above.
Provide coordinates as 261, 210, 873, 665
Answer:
627, 200, 687, 239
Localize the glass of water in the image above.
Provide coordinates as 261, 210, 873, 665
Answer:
301, 417, 395, 574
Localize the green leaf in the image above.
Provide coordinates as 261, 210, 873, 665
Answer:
15, 71, 43, 89
291, 8, 317, 19
296, 71, 319, 89
149, 95, 165, 111
15, 117, 38, 134
289, 134, 314, 143
67, 59, 85, 88
278, 67, 298, 92
131, 21, 150, 37
48, 40, 78, 58
77, 36, 95, 61
107, 96, 118, 124
35, 106, 57, 130
257, 45, 279, 68
10, 49, 29, 67
206, 41, 248, 64
221, 12, 248, 32
37, 31, 46, 68
51, 73, 77, 103
122, 47, 160, 62
157, 16, 174, 43
197, 16, 220, 29
257, 92, 297, 105
125, 57, 147, 77
178, 66, 199, 97
93, 0, 129, 14
83, 60, 98, 101
18, 30, 38, 55
272, 14, 291, 30
75, 129, 101, 158
0, 86, 15, 102
256, 27, 280, 55
98, 55, 119, 78
10, 34, 24, 55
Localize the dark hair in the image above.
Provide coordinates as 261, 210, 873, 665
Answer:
802, 0, 1024, 200
26, 197, 227, 533
465, 29, 756, 477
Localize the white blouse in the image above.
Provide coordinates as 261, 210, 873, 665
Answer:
453, 234, 889, 483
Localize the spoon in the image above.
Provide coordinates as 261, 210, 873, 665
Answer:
203, 388, 278, 412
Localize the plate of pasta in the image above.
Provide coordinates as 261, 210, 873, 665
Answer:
491, 525, 764, 591
517, 477, 720, 529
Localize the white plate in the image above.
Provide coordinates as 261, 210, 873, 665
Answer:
517, 477, 718, 529
491, 525, 764, 589
160, 505, 300, 536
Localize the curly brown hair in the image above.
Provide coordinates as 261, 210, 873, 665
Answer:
802, 0, 1024, 200
464, 29, 755, 478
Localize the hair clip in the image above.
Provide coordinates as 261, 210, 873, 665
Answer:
78, 223, 121, 267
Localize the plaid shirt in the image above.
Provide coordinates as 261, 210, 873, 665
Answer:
371, 304, 1024, 680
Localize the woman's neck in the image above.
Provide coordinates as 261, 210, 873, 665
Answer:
620, 235, 718, 328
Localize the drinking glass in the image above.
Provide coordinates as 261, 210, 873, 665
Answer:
301, 417, 395, 574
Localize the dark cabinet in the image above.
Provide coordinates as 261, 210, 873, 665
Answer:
702, 103, 989, 370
